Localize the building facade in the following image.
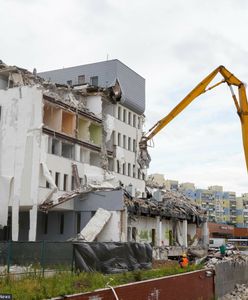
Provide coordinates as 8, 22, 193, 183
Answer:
0, 60, 146, 241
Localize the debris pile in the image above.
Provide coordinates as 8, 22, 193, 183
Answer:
204, 251, 248, 269
124, 189, 206, 223
0, 60, 120, 115
220, 284, 248, 300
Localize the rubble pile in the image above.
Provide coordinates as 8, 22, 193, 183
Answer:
0, 61, 118, 118
220, 284, 248, 300
196, 247, 248, 269
124, 189, 206, 223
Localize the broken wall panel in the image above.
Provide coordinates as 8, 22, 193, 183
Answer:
78, 118, 90, 141
43, 103, 62, 132
61, 111, 76, 136
89, 123, 102, 145
0, 86, 43, 240
78, 208, 111, 241
86, 95, 102, 116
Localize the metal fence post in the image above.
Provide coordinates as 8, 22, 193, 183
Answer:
7, 240, 12, 274
71, 243, 74, 273
41, 240, 45, 277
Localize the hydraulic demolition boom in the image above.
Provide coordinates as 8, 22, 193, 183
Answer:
138, 66, 248, 171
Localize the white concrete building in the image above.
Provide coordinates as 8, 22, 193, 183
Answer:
0, 61, 146, 241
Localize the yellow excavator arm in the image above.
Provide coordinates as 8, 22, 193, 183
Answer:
138, 66, 248, 171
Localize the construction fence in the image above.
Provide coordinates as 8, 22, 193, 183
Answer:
0, 241, 74, 276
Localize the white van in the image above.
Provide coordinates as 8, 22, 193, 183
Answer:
209, 238, 225, 248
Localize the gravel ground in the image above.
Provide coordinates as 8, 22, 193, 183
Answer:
220, 284, 248, 300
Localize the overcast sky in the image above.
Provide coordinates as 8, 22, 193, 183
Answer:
1, 0, 248, 194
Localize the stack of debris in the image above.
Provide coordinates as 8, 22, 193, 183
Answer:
124, 188, 206, 224
204, 251, 248, 269
220, 284, 248, 300
0, 60, 119, 111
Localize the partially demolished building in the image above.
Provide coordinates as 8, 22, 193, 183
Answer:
0, 60, 146, 241
0, 60, 208, 249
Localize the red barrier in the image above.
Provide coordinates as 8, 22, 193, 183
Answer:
58, 269, 214, 300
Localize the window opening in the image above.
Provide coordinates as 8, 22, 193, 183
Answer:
63, 174, 68, 191
76, 213, 81, 233
60, 214, 64, 234
90, 76, 98, 86
78, 75, 85, 84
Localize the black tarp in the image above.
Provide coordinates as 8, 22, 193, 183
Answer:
73, 242, 152, 274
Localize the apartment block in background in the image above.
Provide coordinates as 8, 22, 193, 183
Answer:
236, 193, 248, 228
148, 174, 242, 226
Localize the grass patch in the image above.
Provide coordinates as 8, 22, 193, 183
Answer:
0, 264, 202, 299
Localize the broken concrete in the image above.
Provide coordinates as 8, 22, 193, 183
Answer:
76, 208, 112, 242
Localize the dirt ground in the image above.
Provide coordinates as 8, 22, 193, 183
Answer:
152, 259, 178, 269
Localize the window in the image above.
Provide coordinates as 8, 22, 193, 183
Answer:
117, 160, 120, 173
128, 112, 131, 125
0, 106, 1, 122
128, 137, 131, 150
133, 115, 136, 127
118, 133, 121, 146
127, 227, 132, 241
133, 165, 136, 178
118, 107, 121, 120
123, 163, 126, 175
61, 142, 75, 159
138, 117, 141, 129
123, 109, 126, 123
52, 139, 60, 155
90, 76, 98, 86
44, 214, 48, 235
123, 135, 126, 149
59, 214, 64, 234
132, 227, 137, 241
151, 229, 156, 246
55, 172, 60, 189
76, 213, 81, 234
63, 174, 68, 191
133, 139, 136, 152
78, 75, 85, 84
67, 80, 72, 86
128, 163, 131, 176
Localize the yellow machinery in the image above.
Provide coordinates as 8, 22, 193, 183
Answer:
138, 66, 248, 171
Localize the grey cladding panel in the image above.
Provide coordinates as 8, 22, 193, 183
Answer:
116, 60, 145, 114
38, 60, 145, 114
74, 190, 124, 211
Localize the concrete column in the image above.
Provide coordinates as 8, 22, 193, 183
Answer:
120, 208, 128, 242
12, 197, 19, 241
202, 221, 209, 246
29, 205, 38, 241
75, 144, 81, 162
182, 220, 188, 248
156, 216, 162, 246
